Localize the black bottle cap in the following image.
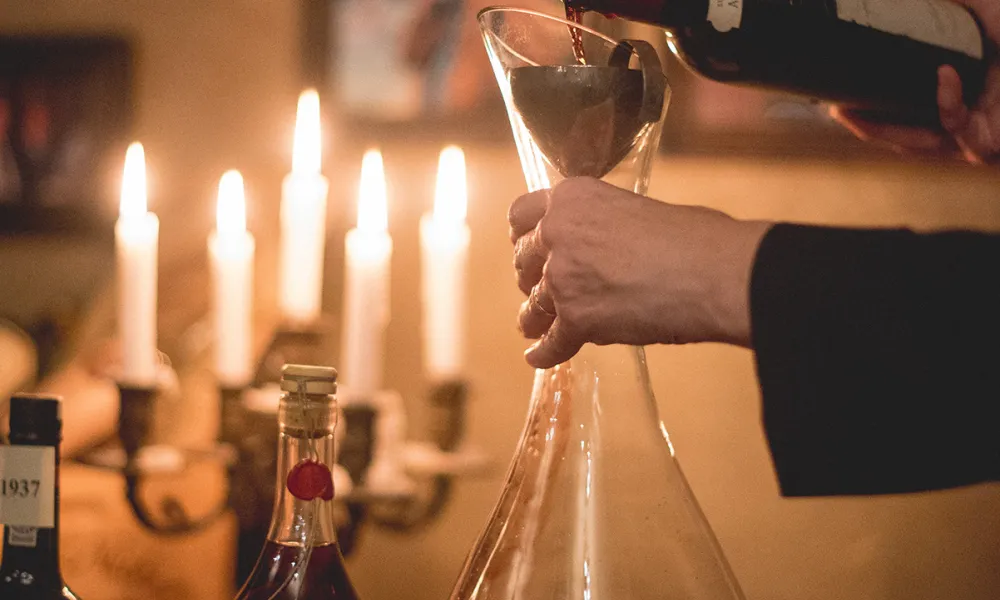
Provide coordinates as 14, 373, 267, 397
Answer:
8, 394, 62, 439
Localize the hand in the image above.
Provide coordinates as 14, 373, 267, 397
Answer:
509, 177, 772, 369
830, 0, 1000, 164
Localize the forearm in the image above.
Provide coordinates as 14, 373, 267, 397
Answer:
751, 223, 1000, 496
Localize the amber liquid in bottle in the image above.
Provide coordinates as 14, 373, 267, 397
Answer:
237, 542, 356, 600
234, 366, 360, 600
0, 395, 81, 600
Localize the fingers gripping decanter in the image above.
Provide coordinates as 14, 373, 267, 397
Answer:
234, 365, 361, 600
449, 8, 747, 599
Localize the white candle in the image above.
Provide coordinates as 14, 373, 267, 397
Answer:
341, 149, 392, 399
420, 146, 470, 381
279, 89, 329, 325
210, 170, 255, 388
115, 142, 159, 387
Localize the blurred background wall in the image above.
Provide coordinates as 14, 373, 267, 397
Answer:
0, 1, 998, 600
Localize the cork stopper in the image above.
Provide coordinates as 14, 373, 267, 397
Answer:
279, 365, 338, 434
280, 364, 337, 395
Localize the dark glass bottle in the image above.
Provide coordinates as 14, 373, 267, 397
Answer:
234, 365, 361, 600
0, 395, 80, 600
566, 0, 990, 125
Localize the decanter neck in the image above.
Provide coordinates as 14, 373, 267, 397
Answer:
529, 344, 667, 445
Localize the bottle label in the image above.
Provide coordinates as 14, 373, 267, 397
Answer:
7, 526, 38, 548
0, 446, 56, 528
708, 0, 743, 32
835, 0, 983, 59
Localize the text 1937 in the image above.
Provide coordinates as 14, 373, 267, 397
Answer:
1, 479, 41, 498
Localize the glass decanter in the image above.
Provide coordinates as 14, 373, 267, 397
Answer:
449, 8, 746, 599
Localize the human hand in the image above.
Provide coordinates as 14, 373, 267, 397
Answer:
830, 0, 1000, 164
509, 177, 772, 369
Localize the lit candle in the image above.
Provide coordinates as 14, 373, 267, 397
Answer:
420, 146, 469, 381
279, 89, 329, 325
210, 170, 255, 388
340, 149, 392, 399
116, 142, 159, 387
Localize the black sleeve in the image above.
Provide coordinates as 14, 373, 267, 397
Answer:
750, 223, 1000, 497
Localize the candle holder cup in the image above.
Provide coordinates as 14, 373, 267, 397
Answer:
74, 372, 236, 535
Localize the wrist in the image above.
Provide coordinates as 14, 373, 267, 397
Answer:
709, 219, 773, 348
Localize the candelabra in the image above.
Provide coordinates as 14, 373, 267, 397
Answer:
73, 319, 489, 583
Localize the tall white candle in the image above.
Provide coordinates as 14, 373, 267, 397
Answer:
420, 146, 469, 381
115, 142, 159, 387
279, 89, 329, 325
210, 170, 255, 388
341, 149, 392, 399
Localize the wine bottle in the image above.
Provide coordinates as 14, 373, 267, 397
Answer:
566, 0, 991, 125
234, 364, 361, 600
0, 395, 81, 600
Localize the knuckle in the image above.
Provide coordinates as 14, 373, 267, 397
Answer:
516, 271, 534, 295
551, 176, 598, 203
507, 194, 529, 226
513, 232, 529, 256
543, 257, 570, 294
557, 304, 583, 329
536, 215, 555, 248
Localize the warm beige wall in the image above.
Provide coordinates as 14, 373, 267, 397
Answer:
0, 0, 301, 314
352, 146, 1000, 600
643, 157, 1000, 600
3, 2, 999, 600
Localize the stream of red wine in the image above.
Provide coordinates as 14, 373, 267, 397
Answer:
565, 5, 587, 65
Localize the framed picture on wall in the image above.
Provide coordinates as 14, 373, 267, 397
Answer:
0, 35, 134, 233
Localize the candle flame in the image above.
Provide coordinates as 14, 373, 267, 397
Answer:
217, 169, 247, 237
433, 145, 467, 224
358, 149, 387, 233
292, 89, 321, 175
120, 142, 147, 219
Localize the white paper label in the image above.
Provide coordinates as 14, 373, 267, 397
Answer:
0, 446, 55, 528
836, 0, 983, 59
708, 0, 743, 32
7, 526, 38, 547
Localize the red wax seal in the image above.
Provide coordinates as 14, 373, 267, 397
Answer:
286, 460, 334, 501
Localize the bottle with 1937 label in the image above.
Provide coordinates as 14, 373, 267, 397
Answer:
566, 0, 991, 125
0, 395, 81, 600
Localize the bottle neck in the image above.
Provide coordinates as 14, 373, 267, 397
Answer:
267, 394, 339, 547
0, 440, 62, 580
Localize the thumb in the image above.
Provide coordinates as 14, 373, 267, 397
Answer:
525, 317, 583, 369
938, 65, 1000, 163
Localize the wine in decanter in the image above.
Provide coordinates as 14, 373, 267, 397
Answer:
234, 364, 361, 600
0, 395, 82, 600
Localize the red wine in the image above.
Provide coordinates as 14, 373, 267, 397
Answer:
509, 65, 651, 177
0, 396, 81, 600
566, 5, 588, 64
566, 0, 990, 125
236, 541, 359, 600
